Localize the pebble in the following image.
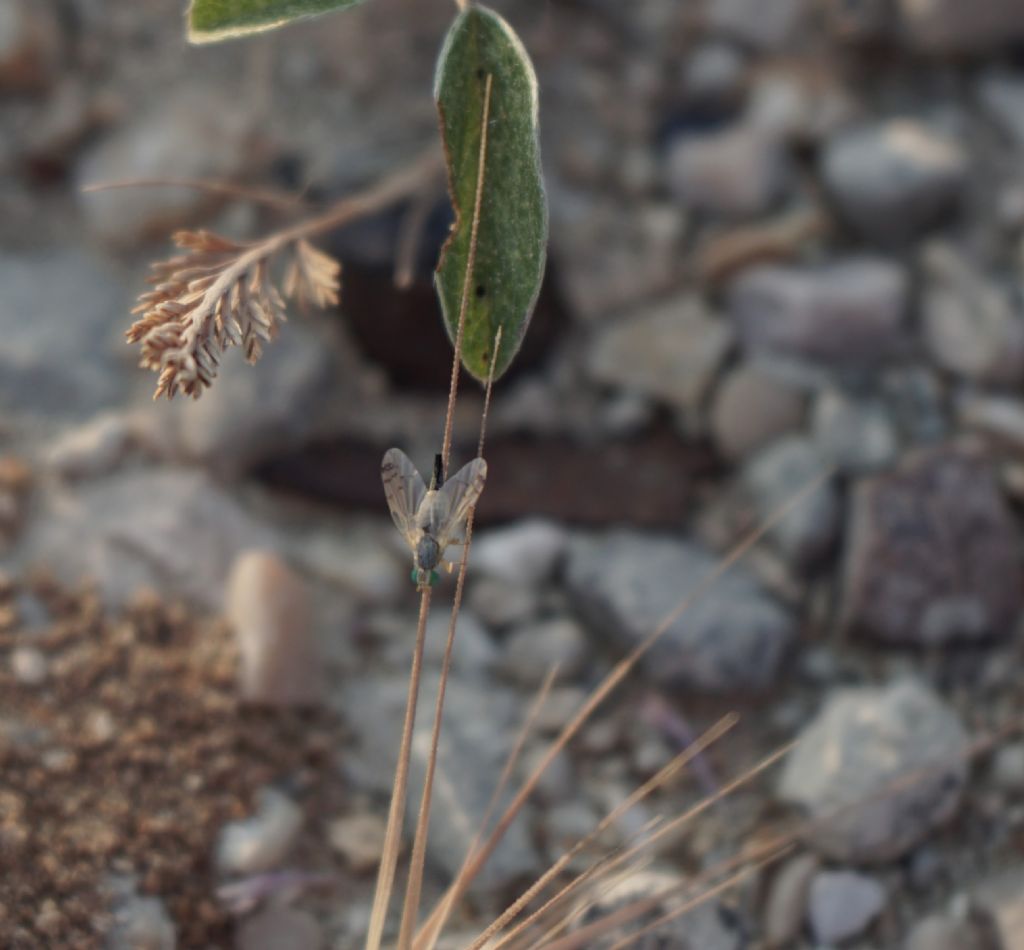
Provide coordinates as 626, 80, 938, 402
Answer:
216, 787, 304, 876
566, 531, 795, 691
471, 519, 569, 587
991, 743, 1024, 794
680, 41, 748, 107
778, 678, 968, 862
23, 468, 277, 609
743, 437, 840, 571
520, 742, 576, 804
107, 894, 177, 950
234, 906, 323, 950
327, 813, 387, 874
585, 294, 733, 427
421, 609, 498, 675
728, 258, 909, 365
570, 868, 742, 949
921, 242, 1024, 386
821, 120, 967, 244
44, 412, 147, 481
667, 126, 790, 217
898, 0, 1024, 52
974, 868, 1024, 950
977, 70, 1024, 149
76, 89, 253, 245
226, 550, 322, 708
10, 645, 47, 685
841, 446, 1023, 644
808, 869, 887, 944
812, 388, 899, 474
501, 616, 589, 686
958, 393, 1024, 453
763, 853, 819, 948
905, 911, 1001, 950
467, 576, 539, 628
710, 363, 806, 462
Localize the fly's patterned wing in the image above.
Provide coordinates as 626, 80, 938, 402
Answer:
431, 457, 487, 548
381, 448, 427, 543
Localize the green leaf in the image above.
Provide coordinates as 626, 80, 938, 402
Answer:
434, 5, 547, 383
188, 0, 366, 43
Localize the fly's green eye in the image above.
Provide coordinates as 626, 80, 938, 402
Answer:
410, 569, 442, 587
428, 570, 440, 586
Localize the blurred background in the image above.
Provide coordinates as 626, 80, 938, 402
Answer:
3, 0, 1024, 947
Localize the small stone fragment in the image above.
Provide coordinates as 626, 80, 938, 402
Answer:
216, 787, 304, 876
763, 853, 819, 948
471, 520, 568, 587
502, 617, 589, 686
108, 894, 177, 950
10, 646, 47, 686
778, 679, 968, 863
234, 906, 323, 950
821, 120, 967, 244
227, 550, 321, 708
328, 813, 387, 874
812, 388, 899, 474
808, 870, 886, 944
710, 363, 805, 462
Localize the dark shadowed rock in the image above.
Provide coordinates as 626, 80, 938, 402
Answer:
841, 446, 1023, 644
898, 0, 1024, 53
778, 679, 968, 863
565, 531, 795, 691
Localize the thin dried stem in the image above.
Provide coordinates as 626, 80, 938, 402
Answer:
465, 714, 739, 950
440, 73, 493, 479
398, 327, 505, 950
365, 588, 433, 950
129, 146, 443, 399
394, 184, 437, 290
416, 665, 559, 950
82, 176, 305, 211
417, 469, 832, 935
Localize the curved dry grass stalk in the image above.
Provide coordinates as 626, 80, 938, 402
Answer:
82, 176, 305, 211
126, 147, 444, 400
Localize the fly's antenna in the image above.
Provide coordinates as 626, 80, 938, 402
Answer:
431, 453, 444, 490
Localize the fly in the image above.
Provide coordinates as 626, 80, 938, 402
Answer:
381, 448, 488, 590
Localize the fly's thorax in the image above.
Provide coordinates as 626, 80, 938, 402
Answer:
416, 490, 449, 538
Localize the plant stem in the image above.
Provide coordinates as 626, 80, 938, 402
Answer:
365, 588, 433, 950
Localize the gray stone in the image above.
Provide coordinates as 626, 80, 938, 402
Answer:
327, 812, 386, 874
468, 576, 539, 628
44, 412, 153, 481
744, 437, 840, 571
812, 389, 899, 474
107, 894, 176, 950
233, 906, 323, 950
992, 742, 1024, 794
881, 366, 948, 445
905, 912, 1001, 950
704, 0, 809, 50
978, 71, 1024, 149
975, 869, 1024, 950
710, 363, 805, 462
778, 679, 969, 863
808, 870, 886, 944
922, 243, 1024, 386
0, 250, 134, 423
22, 468, 277, 609
667, 126, 790, 218
501, 617, 589, 686
821, 121, 967, 244
841, 446, 1023, 644
958, 393, 1024, 453
549, 190, 684, 322
216, 787, 303, 876
898, 0, 1024, 53
681, 42, 748, 107
570, 869, 742, 950
226, 550, 321, 708
77, 90, 252, 245
173, 317, 341, 476
763, 853, 819, 948
728, 258, 909, 365
422, 609, 498, 676
566, 531, 795, 691
338, 674, 540, 892
586, 295, 733, 426
472, 519, 568, 588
